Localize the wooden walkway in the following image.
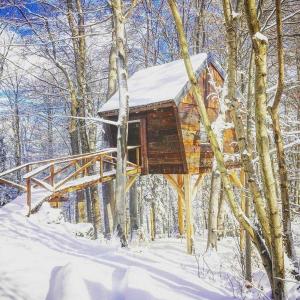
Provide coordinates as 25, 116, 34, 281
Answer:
0, 146, 141, 215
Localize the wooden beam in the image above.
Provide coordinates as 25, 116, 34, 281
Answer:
125, 175, 138, 193
23, 163, 51, 179
177, 174, 184, 236
26, 165, 31, 217
164, 174, 184, 198
0, 164, 28, 178
140, 118, 149, 174
34, 162, 73, 187
50, 164, 55, 186
55, 157, 98, 189
26, 178, 31, 217
0, 178, 26, 191
192, 173, 205, 201
184, 174, 193, 254
31, 178, 53, 192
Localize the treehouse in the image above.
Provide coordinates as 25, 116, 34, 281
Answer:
99, 53, 239, 176
0, 53, 241, 255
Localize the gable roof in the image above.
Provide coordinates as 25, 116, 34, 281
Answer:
99, 53, 224, 114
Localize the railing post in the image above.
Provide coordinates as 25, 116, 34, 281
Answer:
82, 158, 86, 176
50, 164, 55, 187
26, 165, 32, 217
100, 155, 103, 178
136, 147, 140, 166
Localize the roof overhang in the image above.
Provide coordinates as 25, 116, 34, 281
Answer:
98, 53, 225, 117
99, 100, 176, 117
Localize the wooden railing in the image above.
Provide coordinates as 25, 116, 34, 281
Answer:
0, 146, 141, 215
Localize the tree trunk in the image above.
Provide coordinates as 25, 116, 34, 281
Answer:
207, 170, 220, 250
168, 0, 273, 288
217, 185, 225, 238
102, 18, 118, 237
269, 0, 296, 262
222, 0, 271, 252
13, 103, 22, 183
129, 181, 138, 240
112, 0, 129, 247
245, 173, 252, 282
244, 1, 285, 298
46, 104, 54, 159
150, 201, 156, 241
240, 169, 246, 257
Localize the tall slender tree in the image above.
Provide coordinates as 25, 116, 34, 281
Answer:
244, 0, 286, 298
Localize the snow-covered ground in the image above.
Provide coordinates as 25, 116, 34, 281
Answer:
1, 195, 299, 300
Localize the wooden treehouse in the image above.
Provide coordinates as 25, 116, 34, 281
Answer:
99, 53, 239, 175
99, 53, 241, 253
0, 53, 241, 254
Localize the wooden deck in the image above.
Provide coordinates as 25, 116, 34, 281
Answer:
0, 147, 141, 215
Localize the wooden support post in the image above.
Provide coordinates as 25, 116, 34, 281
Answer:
125, 175, 138, 193
177, 174, 184, 236
164, 174, 184, 199
184, 174, 193, 254
140, 118, 148, 174
26, 165, 31, 217
192, 173, 205, 201
99, 156, 103, 178
26, 178, 31, 217
50, 164, 55, 186
136, 147, 140, 166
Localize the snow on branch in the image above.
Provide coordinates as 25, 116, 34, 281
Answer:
253, 32, 268, 43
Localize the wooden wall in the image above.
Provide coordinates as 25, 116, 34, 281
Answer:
146, 107, 186, 174
178, 63, 238, 174
102, 63, 239, 175
106, 106, 186, 175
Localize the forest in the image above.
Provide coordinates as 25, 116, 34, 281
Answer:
0, 1, 299, 300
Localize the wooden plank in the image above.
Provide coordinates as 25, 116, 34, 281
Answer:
177, 175, 184, 235
140, 118, 149, 174
50, 164, 55, 186
35, 161, 74, 187
0, 164, 28, 178
184, 174, 193, 254
23, 163, 52, 179
31, 178, 53, 192
125, 175, 138, 193
54, 157, 98, 189
164, 174, 184, 198
26, 178, 31, 217
0, 178, 26, 191
192, 173, 205, 200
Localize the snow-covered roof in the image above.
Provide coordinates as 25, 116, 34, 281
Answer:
99, 53, 224, 114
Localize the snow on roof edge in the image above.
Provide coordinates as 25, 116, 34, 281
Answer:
99, 53, 224, 115
173, 53, 224, 106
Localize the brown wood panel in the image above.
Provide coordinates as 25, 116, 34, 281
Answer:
177, 63, 239, 174
103, 62, 240, 176
146, 106, 185, 174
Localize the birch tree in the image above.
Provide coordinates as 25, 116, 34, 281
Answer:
111, 0, 130, 247
244, 1, 285, 298
167, 0, 275, 292
268, 0, 296, 262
